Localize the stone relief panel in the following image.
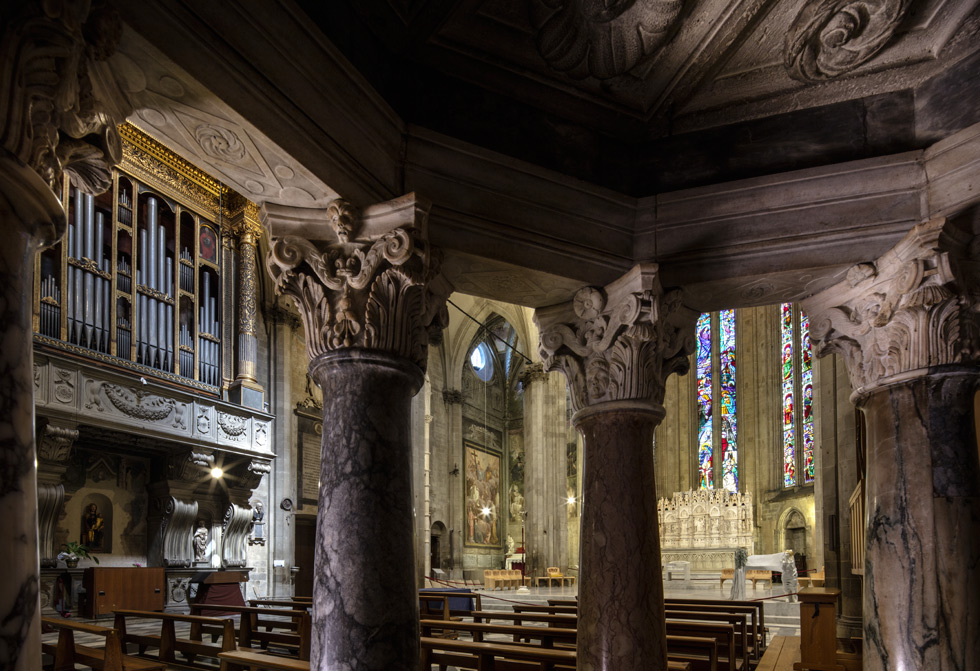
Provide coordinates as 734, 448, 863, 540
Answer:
35, 353, 274, 458
658, 489, 755, 553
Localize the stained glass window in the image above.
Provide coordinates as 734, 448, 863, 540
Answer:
720, 310, 737, 492
782, 303, 814, 487
781, 303, 796, 487
801, 312, 815, 483
696, 313, 713, 489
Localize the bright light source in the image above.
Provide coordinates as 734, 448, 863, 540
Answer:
210, 466, 223, 478
481, 507, 491, 517
567, 496, 576, 505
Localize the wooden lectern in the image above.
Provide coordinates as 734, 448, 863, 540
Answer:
795, 587, 845, 671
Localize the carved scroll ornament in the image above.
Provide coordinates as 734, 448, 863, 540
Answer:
785, 0, 911, 82
530, 0, 684, 80
0, 0, 130, 195
535, 264, 697, 414
265, 197, 449, 368
802, 218, 980, 394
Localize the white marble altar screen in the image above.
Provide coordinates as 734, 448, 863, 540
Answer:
658, 489, 754, 570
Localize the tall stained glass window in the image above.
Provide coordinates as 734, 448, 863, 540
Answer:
719, 310, 737, 491
696, 313, 713, 489
781, 303, 814, 487
696, 311, 739, 492
781, 304, 796, 486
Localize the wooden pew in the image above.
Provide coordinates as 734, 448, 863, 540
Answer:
667, 610, 750, 670
511, 604, 578, 616
42, 617, 167, 671
248, 599, 312, 610
419, 590, 482, 619
665, 599, 766, 659
755, 635, 801, 671
217, 649, 309, 671
189, 604, 311, 660
421, 636, 692, 671
113, 609, 236, 669
471, 610, 578, 628
667, 621, 735, 671
420, 619, 577, 648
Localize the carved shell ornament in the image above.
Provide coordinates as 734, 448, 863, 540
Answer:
530, 0, 685, 80
785, 0, 911, 82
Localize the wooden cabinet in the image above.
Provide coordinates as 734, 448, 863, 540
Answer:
83, 567, 165, 618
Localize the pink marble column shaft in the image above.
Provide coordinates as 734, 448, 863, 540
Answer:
859, 371, 980, 671
575, 405, 666, 671
308, 350, 423, 671
0, 157, 66, 669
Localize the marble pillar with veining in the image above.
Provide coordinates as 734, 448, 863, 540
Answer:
521, 362, 569, 576
803, 217, 980, 671
536, 264, 697, 671
264, 195, 449, 671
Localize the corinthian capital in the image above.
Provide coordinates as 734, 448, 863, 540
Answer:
0, 0, 131, 197
534, 264, 698, 415
262, 193, 450, 369
802, 217, 980, 395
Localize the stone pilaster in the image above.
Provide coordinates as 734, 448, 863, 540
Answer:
802, 216, 980, 671
35, 420, 79, 567
264, 193, 449, 671
535, 264, 697, 671
520, 362, 568, 577
0, 2, 131, 666
228, 195, 265, 409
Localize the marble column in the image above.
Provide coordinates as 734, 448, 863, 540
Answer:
264, 194, 449, 671
521, 362, 569, 577
228, 196, 265, 410
536, 264, 697, 671
0, 2, 130, 664
802, 216, 980, 671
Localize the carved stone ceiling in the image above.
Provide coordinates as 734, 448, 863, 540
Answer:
317, 0, 979, 136
108, 28, 338, 208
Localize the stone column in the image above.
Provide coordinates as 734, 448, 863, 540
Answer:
228, 196, 265, 410
0, 2, 130, 665
521, 362, 569, 577
264, 194, 449, 671
536, 264, 697, 671
802, 216, 980, 671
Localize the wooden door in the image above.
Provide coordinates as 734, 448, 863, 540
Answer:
294, 516, 315, 597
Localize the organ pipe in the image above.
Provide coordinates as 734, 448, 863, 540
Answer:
43, 175, 223, 388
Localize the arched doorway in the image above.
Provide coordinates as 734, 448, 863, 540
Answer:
430, 521, 447, 574
784, 509, 808, 574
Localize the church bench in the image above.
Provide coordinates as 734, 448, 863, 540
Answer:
665, 599, 766, 658
719, 569, 736, 588
667, 621, 736, 671
511, 604, 578, 616
419, 589, 482, 618
420, 619, 577, 648
41, 617, 167, 671
754, 635, 800, 671
666, 610, 750, 669
546, 599, 576, 607
797, 566, 825, 589
470, 610, 579, 628
666, 604, 762, 662
189, 604, 311, 660
217, 649, 310, 671
248, 599, 312, 610
113, 609, 236, 669
746, 570, 772, 589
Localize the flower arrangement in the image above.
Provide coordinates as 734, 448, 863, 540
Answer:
57, 542, 100, 567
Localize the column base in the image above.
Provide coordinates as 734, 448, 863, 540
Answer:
228, 379, 264, 411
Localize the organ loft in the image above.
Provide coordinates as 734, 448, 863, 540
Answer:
1, 1, 979, 670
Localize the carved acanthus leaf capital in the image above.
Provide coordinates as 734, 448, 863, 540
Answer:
802, 217, 980, 394
263, 194, 450, 369
0, 0, 132, 198
36, 421, 79, 465
519, 362, 547, 389
534, 264, 698, 415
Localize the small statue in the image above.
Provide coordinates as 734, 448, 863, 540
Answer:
193, 519, 209, 562
506, 535, 516, 555
250, 501, 266, 545
82, 503, 105, 550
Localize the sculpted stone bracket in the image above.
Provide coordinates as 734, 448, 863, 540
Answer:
802, 217, 980, 396
36, 419, 79, 479
1, 0, 134, 226
535, 264, 698, 415
262, 193, 450, 369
